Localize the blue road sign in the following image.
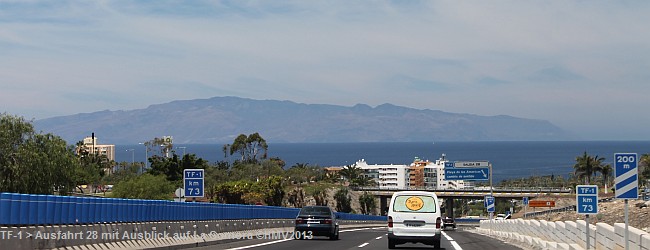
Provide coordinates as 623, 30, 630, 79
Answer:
444, 167, 489, 181
615, 153, 638, 199
184, 169, 205, 198
485, 196, 495, 213
522, 197, 529, 206
444, 162, 454, 168
576, 185, 598, 215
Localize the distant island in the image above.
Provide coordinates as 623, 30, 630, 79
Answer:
34, 96, 574, 144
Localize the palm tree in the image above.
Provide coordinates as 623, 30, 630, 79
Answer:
339, 165, 362, 181
573, 151, 604, 184
600, 164, 613, 187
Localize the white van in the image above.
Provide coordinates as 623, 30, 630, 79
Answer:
387, 191, 442, 249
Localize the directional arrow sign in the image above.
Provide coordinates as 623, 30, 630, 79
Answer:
444, 167, 489, 181
615, 153, 638, 199
576, 185, 598, 215
485, 196, 495, 213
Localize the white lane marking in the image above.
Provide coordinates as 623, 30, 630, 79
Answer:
451, 240, 463, 250
226, 238, 292, 250
375, 236, 382, 240
442, 231, 454, 240
340, 228, 372, 233
441, 231, 463, 250
358, 243, 369, 248
226, 227, 385, 250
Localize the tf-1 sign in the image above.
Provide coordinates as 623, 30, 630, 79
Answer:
184, 169, 204, 198
576, 185, 598, 215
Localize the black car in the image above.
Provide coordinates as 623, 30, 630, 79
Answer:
442, 217, 456, 230
294, 206, 340, 240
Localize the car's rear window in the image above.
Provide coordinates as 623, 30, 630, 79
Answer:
392, 195, 437, 213
299, 206, 331, 216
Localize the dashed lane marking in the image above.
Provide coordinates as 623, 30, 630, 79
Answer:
226, 239, 292, 250
442, 231, 463, 250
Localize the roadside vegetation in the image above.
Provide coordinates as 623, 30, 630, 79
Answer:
1, 112, 649, 216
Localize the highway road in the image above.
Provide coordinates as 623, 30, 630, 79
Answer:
189, 227, 523, 250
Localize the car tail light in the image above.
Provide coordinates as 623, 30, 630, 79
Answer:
388, 216, 393, 228
322, 219, 332, 224
436, 217, 442, 229
296, 218, 304, 224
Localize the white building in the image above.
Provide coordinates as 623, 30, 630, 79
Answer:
354, 159, 409, 189
352, 155, 472, 190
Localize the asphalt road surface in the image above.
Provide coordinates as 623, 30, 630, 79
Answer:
190, 227, 523, 250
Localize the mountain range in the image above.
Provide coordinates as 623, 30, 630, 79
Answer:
34, 96, 574, 144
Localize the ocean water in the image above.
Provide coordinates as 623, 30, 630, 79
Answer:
115, 141, 650, 183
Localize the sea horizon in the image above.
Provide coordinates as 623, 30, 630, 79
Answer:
114, 141, 650, 183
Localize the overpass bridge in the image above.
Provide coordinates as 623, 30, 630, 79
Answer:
352, 186, 572, 217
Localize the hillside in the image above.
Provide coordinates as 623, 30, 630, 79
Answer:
34, 96, 573, 144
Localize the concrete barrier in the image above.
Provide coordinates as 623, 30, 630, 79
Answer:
479, 218, 649, 250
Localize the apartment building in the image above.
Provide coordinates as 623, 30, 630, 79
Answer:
79, 136, 116, 161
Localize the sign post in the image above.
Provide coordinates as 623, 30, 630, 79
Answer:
522, 197, 528, 217
485, 196, 495, 219
577, 185, 598, 249
615, 153, 638, 250
183, 169, 205, 198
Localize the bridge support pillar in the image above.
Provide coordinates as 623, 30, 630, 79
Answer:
380, 196, 389, 216
446, 199, 454, 218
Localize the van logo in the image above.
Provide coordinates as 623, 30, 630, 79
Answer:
405, 196, 424, 211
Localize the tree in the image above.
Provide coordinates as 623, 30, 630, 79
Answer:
359, 192, 377, 215
599, 164, 613, 187
352, 175, 376, 187
287, 187, 306, 208
573, 152, 604, 184
334, 187, 352, 213
111, 173, 175, 200
148, 153, 209, 182
76, 151, 111, 193
257, 175, 285, 206
305, 184, 329, 206
640, 154, 650, 186
226, 133, 268, 164
0, 113, 79, 195
339, 165, 362, 182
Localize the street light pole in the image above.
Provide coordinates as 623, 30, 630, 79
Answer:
126, 149, 134, 166
138, 142, 148, 174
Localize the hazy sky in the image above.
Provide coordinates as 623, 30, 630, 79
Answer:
2, 1, 649, 140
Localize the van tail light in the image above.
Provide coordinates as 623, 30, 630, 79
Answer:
388, 216, 393, 228
436, 217, 442, 229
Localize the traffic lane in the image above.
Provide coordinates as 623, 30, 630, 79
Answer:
443, 229, 523, 250
191, 227, 458, 250
189, 227, 522, 250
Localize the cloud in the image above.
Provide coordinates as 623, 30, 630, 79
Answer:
1, 1, 650, 139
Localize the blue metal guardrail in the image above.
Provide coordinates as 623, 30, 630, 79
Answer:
0, 193, 386, 226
